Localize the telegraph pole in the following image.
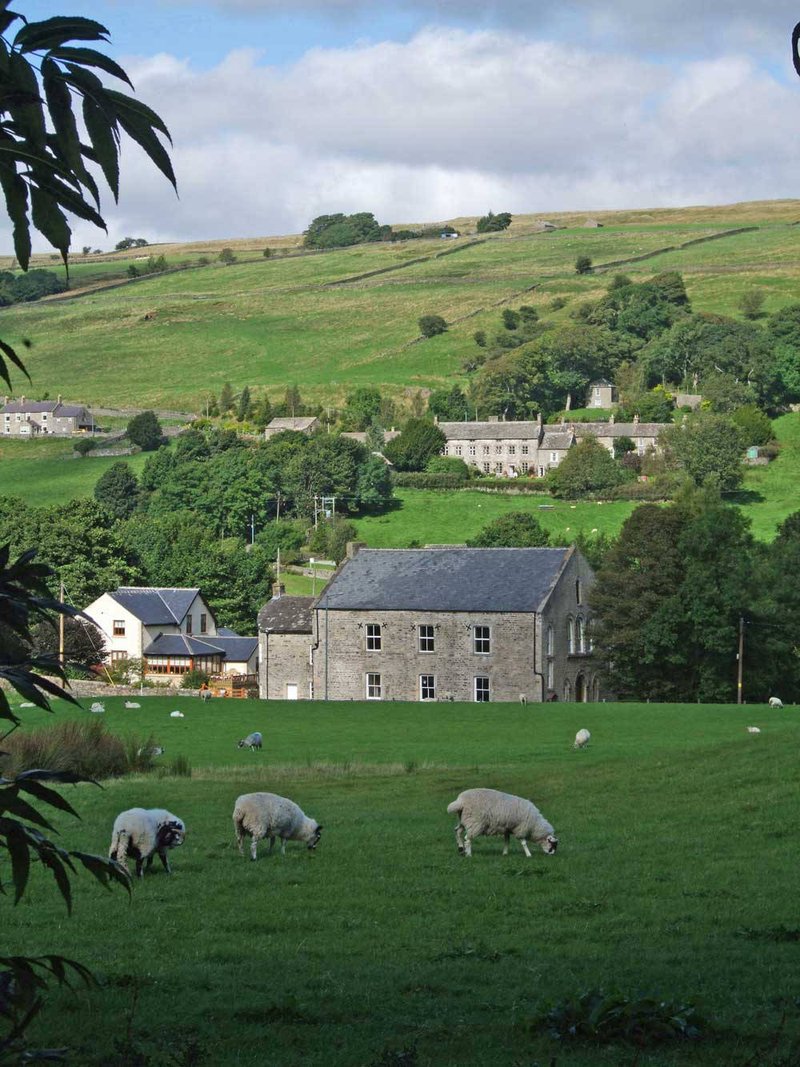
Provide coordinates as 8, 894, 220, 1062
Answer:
59, 580, 66, 688
737, 615, 745, 704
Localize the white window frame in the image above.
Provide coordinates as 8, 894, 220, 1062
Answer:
418, 624, 435, 653
366, 623, 382, 652
420, 674, 436, 701
366, 672, 382, 700
474, 676, 490, 702
567, 617, 574, 654
473, 625, 491, 655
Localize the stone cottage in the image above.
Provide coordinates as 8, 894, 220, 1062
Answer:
258, 544, 601, 703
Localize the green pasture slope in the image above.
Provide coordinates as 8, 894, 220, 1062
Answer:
4, 693, 797, 1066
3, 203, 800, 410
0, 437, 152, 507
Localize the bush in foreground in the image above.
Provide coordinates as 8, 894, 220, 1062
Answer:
0, 719, 158, 779
532, 989, 706, 1047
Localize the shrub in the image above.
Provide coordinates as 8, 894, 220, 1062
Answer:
156, 754, 192, 778
575, 255, 593, 275
126, 410, 163, 451
0, 719, 158, 779
418, 314, 448, 338
425, 455, 469, 481
549, 437, 627, 498
104, 656, 145, 685
73, 437, 96, 456
531, 989, 706, 1047
605, 474, 682, 500
730, 404, 773, 446
550, 296, 567, 310
182, 668, 211, 690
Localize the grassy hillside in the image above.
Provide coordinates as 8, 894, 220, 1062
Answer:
2, 200, 800, 410
3, 693, 797, 1065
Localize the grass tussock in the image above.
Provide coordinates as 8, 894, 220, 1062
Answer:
0, 718, 159, 779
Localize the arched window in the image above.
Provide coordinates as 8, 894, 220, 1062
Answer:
546, 624, 554, 656
577, 616, 586, 654
564, 678, 572, 702
592, 676, 601, 702
575, 673, 586, 702
547, 659, 554, 689
576, 579, 582, 604
567, 617, 574, 654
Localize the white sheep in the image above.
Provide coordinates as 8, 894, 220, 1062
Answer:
108, 807, 185, 878
768, 697, 783, 708
89, 702, 105, 714
446, 788, 558, 859
233, 792, 322, 861
136, 744, 165, 757
170, 710, 184, 718
746, 726, 761, 734
237, 731, 262, 751
124, 701, 141, 709
574, 728, 591, 750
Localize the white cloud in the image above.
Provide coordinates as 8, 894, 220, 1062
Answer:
6, 26, 800, 251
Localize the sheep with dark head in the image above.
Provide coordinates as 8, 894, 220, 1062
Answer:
109, 807, 185, 878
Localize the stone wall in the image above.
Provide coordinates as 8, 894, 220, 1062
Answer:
260, 631, 312, 700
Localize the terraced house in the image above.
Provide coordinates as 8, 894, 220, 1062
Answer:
437, 415, 666, 477
1, 395, 91, 436
258, 544, 600, 703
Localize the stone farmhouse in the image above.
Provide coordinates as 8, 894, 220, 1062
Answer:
84, 587, 257, 685
437, 415, 666, 478
263, 415, 320, 438
1, 395, 91, 436
258, 544, 601, 704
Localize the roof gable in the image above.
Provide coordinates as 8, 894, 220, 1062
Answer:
109, 587, 202, 625
320, 548, 572, 613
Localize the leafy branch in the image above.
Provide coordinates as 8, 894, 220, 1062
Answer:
0, 5, 177, 388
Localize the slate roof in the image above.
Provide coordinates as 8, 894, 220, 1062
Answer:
265, 417, 318, 433
143, 634, 225, 657
571, 422, 665, 438
143, 634, 257, 660
319, 548, 571, 613
438, 420, 542, 441
108, 587, 200, 625
540, 432, 574, 451
258, 596, 315, 634
1, 400, 88, 418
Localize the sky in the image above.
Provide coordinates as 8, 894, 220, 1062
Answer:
8, 0, 800, 249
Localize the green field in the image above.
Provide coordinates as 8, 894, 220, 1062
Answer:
2, 204, 800, 410
0, 437, 152, 506
3, 693, 797, 1065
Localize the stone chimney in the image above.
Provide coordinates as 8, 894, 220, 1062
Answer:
536, 412, 542, 427
272, 582, 285, 598
20, 395, 25, 406
609, 413, 615, 424
346, 541, 366, 559
57, 393, 62, 404
633, 414, 640, 426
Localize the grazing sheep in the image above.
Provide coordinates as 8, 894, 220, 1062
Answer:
233, 792, 322, 861
769, 696, 783, 708
136, 744, 165, 758
170, 710, 184, 718
237, 731, 263, 751
109, 808, 185, 878
89, 702, 105, 714
746, 726, 761, 734
446, 788, 558, 859
574, 728, 591, 750
124, 701, 141, 709
200, 688, 211, 702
